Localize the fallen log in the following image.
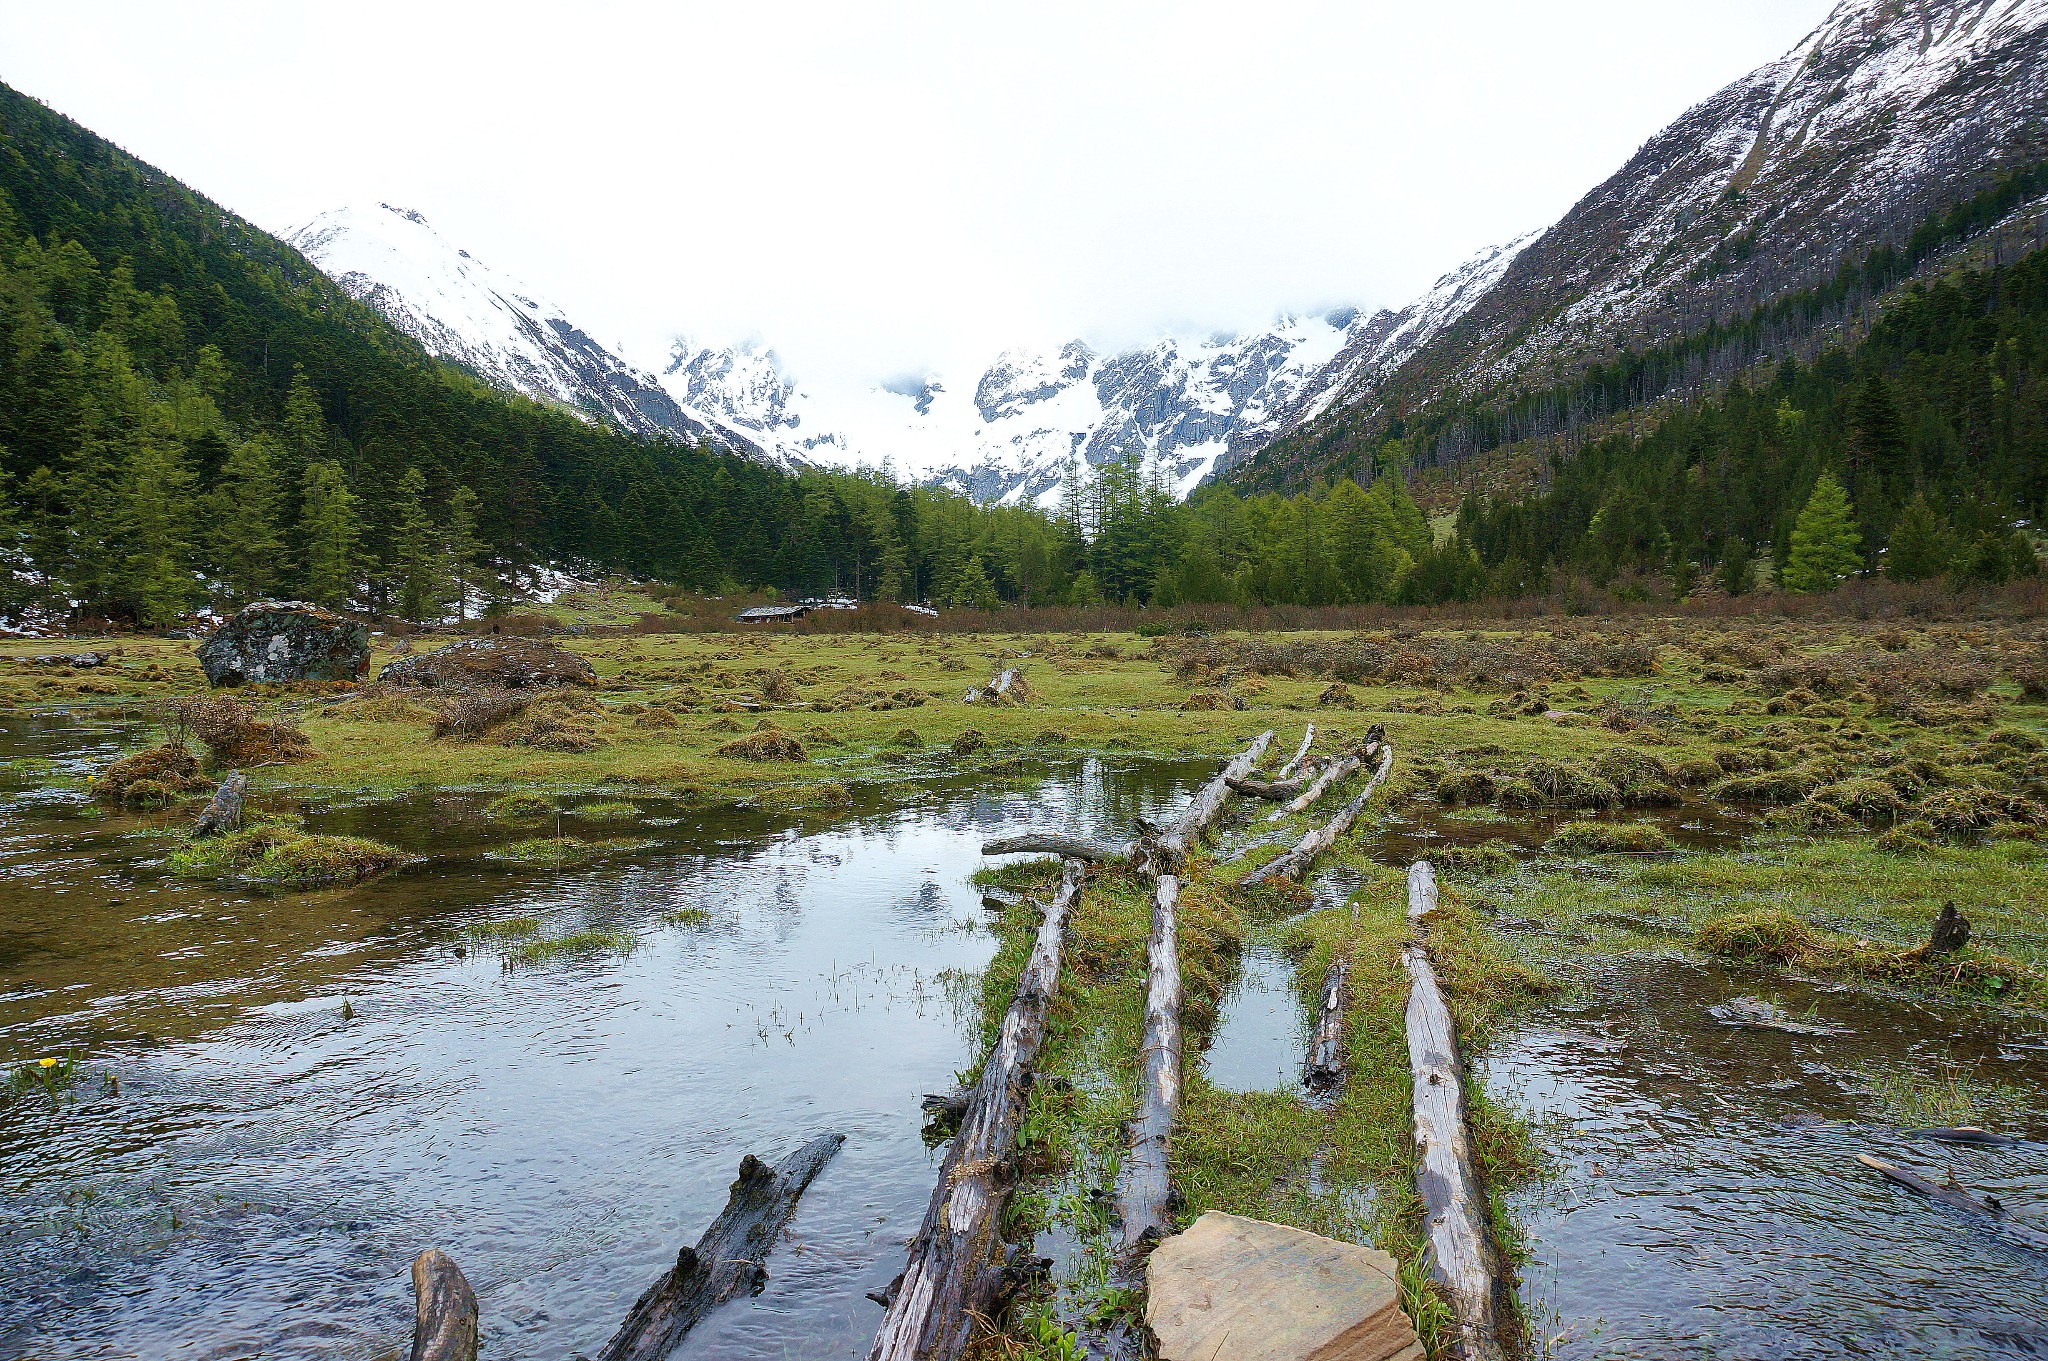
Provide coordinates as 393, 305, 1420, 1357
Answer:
409, 1249, 478, 1361
1911, 1126, 2024, 1147
1226, 770, 1314, 801
1120, 870, 1186, 1257
1244, 744, 1393, 886
1305, 958, 1347, 1093
1143, 730, 1275, 873
963, 667, 1029, 705
980, 831, 1131, 862
1403, 861, 1506, 1361
1265, 749, 1361, 823
1855, 1153, 2048, 1251
869, 861, 1085, 1361
192, 770, 248, 838
597, 1132, 846, 1361
1278, 724, 1316, 780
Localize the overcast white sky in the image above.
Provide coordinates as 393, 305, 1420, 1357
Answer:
1, 1, 1834, 387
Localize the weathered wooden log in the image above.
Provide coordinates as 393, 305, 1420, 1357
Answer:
963, 667, 1028, 705
1120, 871, 1186, 1258
1305, 958, 1348, 1093
869, 861, 1085, 1361
1142, 731, 1275, 874
192, 770, 248, 838
1911, 1125, 2023, 1147
1403, 860, 1506, 1361
980, 831, 1131, 862
1244, 744, 1393, 886
598, 1132, 846, 1361
1856, 1152, 2048, 1251
1278, 724, 1316, 780
1903, 901, 1971, 961
1265, 749, 1362, 823
1225, 771, 1313, 801
409, 1249, 479, 1361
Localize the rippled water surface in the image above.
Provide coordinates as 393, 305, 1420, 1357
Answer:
0, 712, 1213, 1360
1487, 959, 2048, 1359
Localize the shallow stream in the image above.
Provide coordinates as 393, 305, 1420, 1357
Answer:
0, 713, 1212, 1360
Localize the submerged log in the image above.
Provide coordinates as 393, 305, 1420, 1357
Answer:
1856, 1153, 2048, 1251
409, 1249, 479, 1361
1403, 861, 1506, 1361
980, 831, 1131, 862
1244, 744, 1393, 886
1278, 724, 1316, 780
598, 1133, 846, 1361
191, 770, 248, 838
1305, 958, 1348, 1093
870, 861, 1085, 1361
1121, 870, 1186, 1258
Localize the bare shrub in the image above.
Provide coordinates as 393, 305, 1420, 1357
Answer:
159, 696, 313, 766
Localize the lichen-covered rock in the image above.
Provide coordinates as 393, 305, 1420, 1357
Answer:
379, 635, 597, 689
197, 601, 369, 687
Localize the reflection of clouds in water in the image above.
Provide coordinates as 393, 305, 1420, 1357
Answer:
0, 754, 1217, 1361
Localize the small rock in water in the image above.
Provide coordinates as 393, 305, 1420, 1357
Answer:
1708, 995, 1847, 1036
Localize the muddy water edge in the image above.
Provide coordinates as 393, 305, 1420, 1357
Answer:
0, 710, 1219, 1360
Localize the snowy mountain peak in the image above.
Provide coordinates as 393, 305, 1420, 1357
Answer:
287, 205, 766, 460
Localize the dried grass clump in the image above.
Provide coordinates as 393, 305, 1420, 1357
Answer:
495, 692, 608, 753
1915, 786, 2046, 838
432, 689, 533, 739
1546, 821, 1673, 855
714, 727, 808, 762
2013, 651, 2048, 703
1668, 756, 1725, 786
1812, 777, 1907, 820
1180, 690, 1242, 712
950, 728, 988, 758
633, 707, 680, 729
95, 742, 211, 804
1162, 630, 1655, 693
815, 685, 928, 712
1434, 841, 1519, 874
1696, 909, 1822, 962
333, 693, 433, 724
1514, 760, 1620, 809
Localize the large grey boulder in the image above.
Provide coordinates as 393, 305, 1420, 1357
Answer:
197, 601, 371, 686
378, 634, 597, 689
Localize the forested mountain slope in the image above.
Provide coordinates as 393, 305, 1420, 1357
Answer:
1240, 0, 2048, 492
0, 81, 1001, 621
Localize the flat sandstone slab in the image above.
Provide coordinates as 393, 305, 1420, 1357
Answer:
1146, 1212, 1424, 1361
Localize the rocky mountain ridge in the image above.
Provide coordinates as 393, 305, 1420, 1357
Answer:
1237, 0, 2048, 489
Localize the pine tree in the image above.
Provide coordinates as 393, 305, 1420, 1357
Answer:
1846, 374, 1909, 478
206, 435, 285, 604
300, 460, 361, 609
282, 367, 328, 470
443, 484, 489, 620
389, 466, 448, 622
1782, 471, 1862, 592
115, 431, 198, 627
1883, 494, 1950, 581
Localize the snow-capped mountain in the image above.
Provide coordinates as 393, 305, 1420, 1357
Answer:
287, 201, 1382, 505
661, 318, 1363, 506
1237, 0, 2048, 487
288, 205, 771, 460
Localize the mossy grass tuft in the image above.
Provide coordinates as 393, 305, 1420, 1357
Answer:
168, 823, 407, 891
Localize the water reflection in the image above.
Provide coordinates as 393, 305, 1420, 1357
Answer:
0, 714, 1213, 1361
1486, 959, 2048, 1358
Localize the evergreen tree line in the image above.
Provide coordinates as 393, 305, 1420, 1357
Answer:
1453, 241, 2048, 596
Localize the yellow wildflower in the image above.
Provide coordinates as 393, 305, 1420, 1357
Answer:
38, 1057, 59, 1068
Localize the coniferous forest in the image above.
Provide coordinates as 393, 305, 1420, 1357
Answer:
0, 77, 2041, 627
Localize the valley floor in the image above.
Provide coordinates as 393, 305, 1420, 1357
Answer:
6, 603, 2047, 1358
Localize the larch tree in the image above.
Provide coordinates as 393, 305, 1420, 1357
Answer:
1782, 471, 1862, 592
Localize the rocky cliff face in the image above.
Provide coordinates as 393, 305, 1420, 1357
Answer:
1238, 0, 2048, 488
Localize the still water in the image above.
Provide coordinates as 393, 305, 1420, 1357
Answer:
0, 714, 1211, 1360
1487, 958, 2048, 1359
